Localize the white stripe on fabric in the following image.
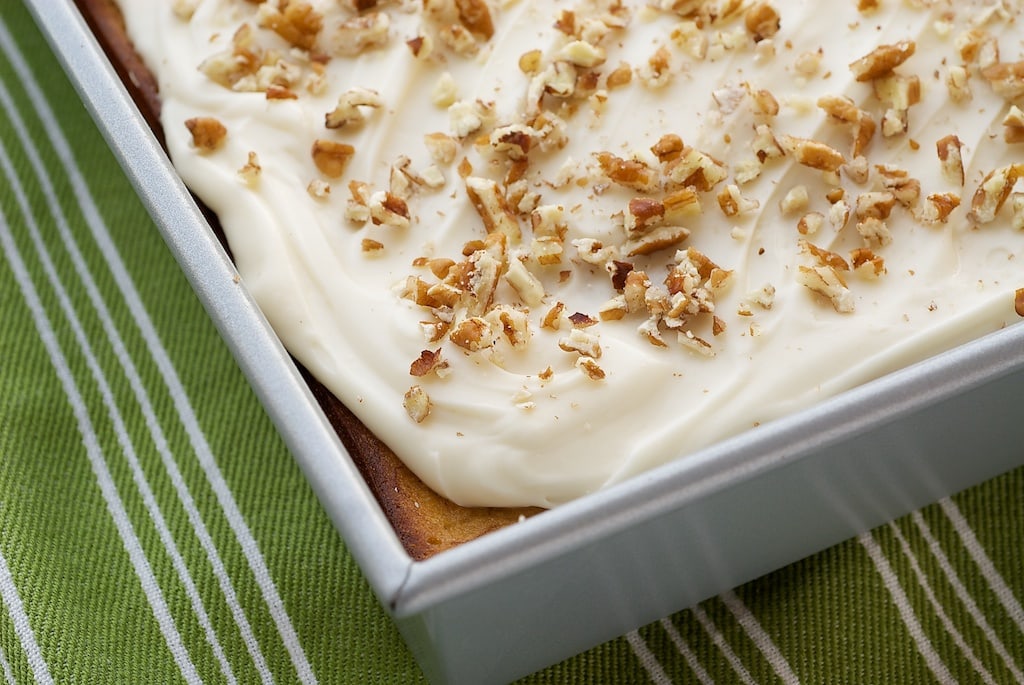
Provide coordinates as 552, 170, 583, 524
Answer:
625, 630, 673, 685
0, 21, 318, 684
888, 522, 998, 685
0, 165, 200, 684
660, 618, 715, 685
0, 641, 15, 685
0, 121, 240, 685
0, 546, 51, 685
911, 512, 1024, 684
939, 498, 1024, 635
692, 605, 757, 685
720, 590, 800, 685
858, 531, 958, 685
0, 28, 261, 685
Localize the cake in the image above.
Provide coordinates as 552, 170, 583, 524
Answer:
79, 0, 1024, 554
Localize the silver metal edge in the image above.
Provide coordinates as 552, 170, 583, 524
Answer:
392, 322, 1024, 683
25, 0, 413, 603
399, 321, 1024, 610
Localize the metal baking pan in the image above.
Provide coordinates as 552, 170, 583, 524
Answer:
29, 1, 1024, 682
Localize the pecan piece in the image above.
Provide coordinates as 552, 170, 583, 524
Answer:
311, 139, 355, 178
849, 40, 916, 82
185, 117, 227, 152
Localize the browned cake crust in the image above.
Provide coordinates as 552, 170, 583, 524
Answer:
75, 0, 539, 561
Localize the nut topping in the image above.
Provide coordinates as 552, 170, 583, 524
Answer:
311, 139, 354, 177
849, 40, 916, 82
185, 117, 228, 152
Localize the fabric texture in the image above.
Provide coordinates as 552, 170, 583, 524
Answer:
2, 1, 1023, 682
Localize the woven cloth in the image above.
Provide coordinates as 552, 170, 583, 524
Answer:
2, 1, 1023, 682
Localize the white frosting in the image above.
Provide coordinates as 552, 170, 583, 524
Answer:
115, 0, 1024, 507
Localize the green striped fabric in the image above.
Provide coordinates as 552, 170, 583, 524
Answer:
2, 1, 1023, 682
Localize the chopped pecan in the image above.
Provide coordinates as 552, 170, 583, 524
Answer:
800, 240, 850, 271
557, 40, 607, 68
818, 95, 876, 157
916, 193, 961, 224
663, 146, 729, 192
936, 135, 965, 186
798, 211, 825, 236
311, 139, 354, 177
779, 185, 809, 216
850, 248, 886, 279
410, 349, 449, 377
651, 134, 684, 163
505, 259, 545, 306
606, 62, 634, 88
559, 328, 602, 358
488, 305, 531, 349
237, 151, 261, 185
403, 385, 432, 423
849, 40, 916, 82
796, 265, 855, 313
542, 302, 566, 330
780, 135, 845, 172
595, 152, 659, 192
744, 2, 780, 42
450, 317, 495, 351
455, 0, 494, 38
260, 1, 322, 51
439, 24, 479, 56
875, 166, 921, 207
1003, 106, 1024, 144
857, 217, 892, 247
968, 164, 1024, 224
369, 191, 411, 229
946, 65, 972, 103
982, 61, 1024, 101
717, 184, 759, 217
185, 117, 227, 152
330, 12, 390, 56
855, 191, 897, 221
361, 238, 384, 253
623, 225, 691, 257
465, 176, 522, 243
575, 356, 606, 380
325, 88, 383, 129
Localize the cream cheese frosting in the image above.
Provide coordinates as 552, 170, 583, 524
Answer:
114, 0, 1024, 507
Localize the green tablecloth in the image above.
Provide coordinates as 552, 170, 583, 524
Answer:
2, 1, 1023, 682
